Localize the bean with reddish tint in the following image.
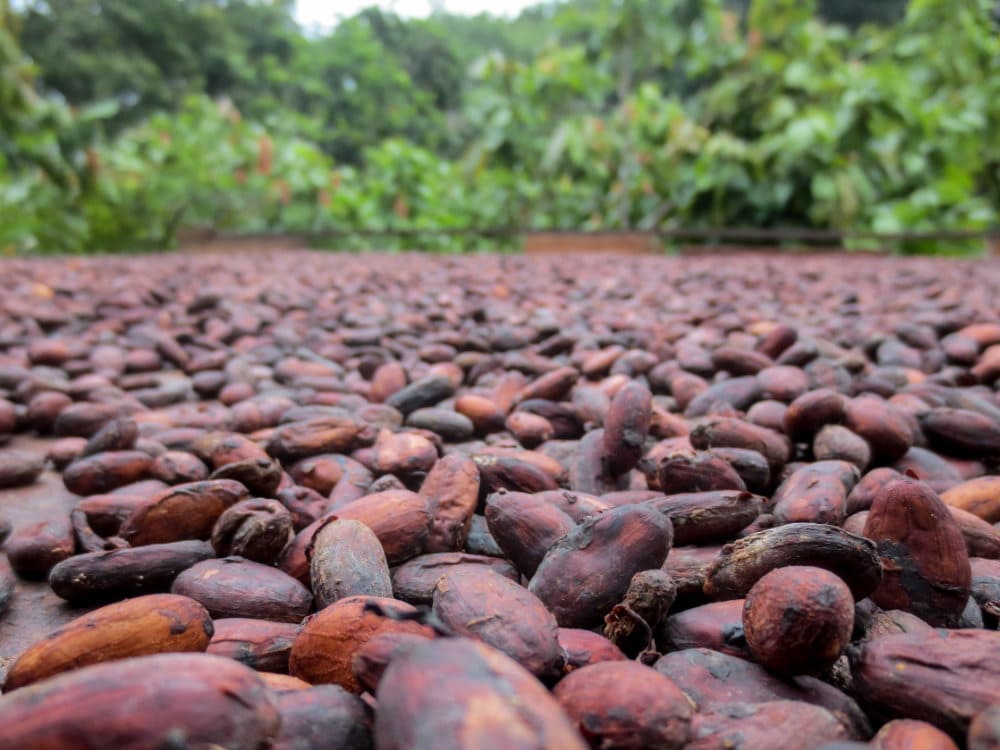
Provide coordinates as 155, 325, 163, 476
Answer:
554, 662, 692, 750
0, 450, 44, 488
211, 498, 293, 564
529, 504, 673, 629
863, 476, 971, 626
172, 557, 312, 623
742, 566, 854, 675
6, 516, 74, 578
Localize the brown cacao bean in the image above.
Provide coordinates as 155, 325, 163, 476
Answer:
433, 567, 563, 678
119, 478, 248, 546
849, 629, 1000, 740
529, 504, 673, 628
373, 638, 587, 750
207, 617, 300, 674
742, 566, 854, 675
308, 518, 392, 608
289, 595, 431, 693
863, 476, 971, 626
171, 557, 312, 623
211, 498, 293, 563
272, 684, 372, 750
553, 661, 692, 750
0, 653, 280, 750
4, 593, 213, 690
704, 523, 881, 601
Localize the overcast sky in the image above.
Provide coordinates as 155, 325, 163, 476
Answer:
295, 0, 541, 28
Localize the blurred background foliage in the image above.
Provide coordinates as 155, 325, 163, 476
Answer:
0, 0, 997, 254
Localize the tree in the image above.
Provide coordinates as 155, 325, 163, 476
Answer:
726, 0, 909, 27
427, 7, 557, 67
273, 15, 446, 165
16, 0, 300, 131
817, 0, 908, 27
0, 1, 77, 186
360, 9, 464, 112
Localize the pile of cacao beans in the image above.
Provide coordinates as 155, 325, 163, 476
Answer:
0, 250, 998, 750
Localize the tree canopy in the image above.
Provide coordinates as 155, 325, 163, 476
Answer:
2, 0, 998, 254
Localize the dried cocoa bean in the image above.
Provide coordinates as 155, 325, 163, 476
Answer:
0, 653, 280, 750
704, 523, 882, 601
968, 706, 1000, 750
654, 648, 870, 740
536, 489, 610, 521
645, 491, 761, 546
391, 552, 518, 605
921, 407, 1000, 457
706, 447, 771, 493
211, 498, 293, 564
277, 485, 327, 530
207, 618, 300, 674
81, 417, 138, 456
941, 476, 1000, 523
62, 450, 152, 495
48, 539, 214, 603
849, 629, 1000, 739
289, 595, 431, 693
419, 454, 481, 553
602, 381, 652, 476
505, 411, 555, 448
686, 701, 850, 750
6, 516, 74, 578
647, 450, 748, 495
433, 567, 563, 678
689, 417, 791, 474
171, 557, 312, 623
863, 476, 971, 626
0, 450, 44, 488
373, 638, 587, 750
847, 467, 902, 514
351, 631, 435, 694
558, 628, 627, 673
335, 490, 430, 565
813, 425, 871, 470
148, 449, 209, 484
771, 461, 859, 526
475, 452, 561, 495
871, 720, 959, 750
371, 429, 438, 478
660, 599, 749, 658
266, 417, 362, 462
742, 566, 854, 675
385, 375, 455, 416
784, 389, 847, 444
272, 684, 372, 750
529, 504, 673, 628
485, 491, 576, 578
553, 661, 692, 750
843, 396, 914, 465
406, 408, 474, 442
309, 518, 392, 608
210, 456, 283, 496
119, 478, 248, 546
4, 593, 213, 690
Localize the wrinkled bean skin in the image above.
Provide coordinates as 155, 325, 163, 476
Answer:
0, 653, 280, 750
374, 638, 587, 750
